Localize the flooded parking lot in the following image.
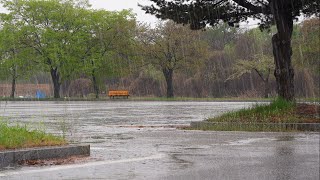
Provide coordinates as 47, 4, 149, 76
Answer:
0, 101, 255, 125
0, 101, 319, 180
0, 101, 256, 137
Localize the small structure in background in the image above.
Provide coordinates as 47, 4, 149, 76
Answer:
35, 90, 46, 99
108, 90, 129, 99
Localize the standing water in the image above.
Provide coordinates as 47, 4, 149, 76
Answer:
0, 101, 256, 134
0, 101, 318, 180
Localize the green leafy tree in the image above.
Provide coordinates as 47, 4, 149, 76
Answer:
0, 14, 35, 98
1, 0, 91, 98
79, 9, 136, 98
141, 0, 320, 101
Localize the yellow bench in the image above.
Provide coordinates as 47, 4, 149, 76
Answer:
108, 90, 129, 99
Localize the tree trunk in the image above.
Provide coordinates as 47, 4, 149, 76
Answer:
10, 76, 16, 99
271, 0, 295, 101
264, 80, 270, 98
50, 68, 61, 98
92, 72, 99, 99
163, 68, 174, 98
10, 65, 17, 98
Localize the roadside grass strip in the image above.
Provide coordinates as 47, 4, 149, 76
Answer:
0, 121, 67, 150
191, 98, 319, 131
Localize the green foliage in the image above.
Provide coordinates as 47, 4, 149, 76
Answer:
0, 0, 94, 98
227, 54, 274, 81
0, 120, 66, 149
1, 0, 137, 98
79, 9, 136, 85
0, 14, 35, 81
77, 9, 137, 98
0, 1, 318, 99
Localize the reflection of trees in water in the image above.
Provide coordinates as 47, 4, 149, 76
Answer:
274, 136, 295, 180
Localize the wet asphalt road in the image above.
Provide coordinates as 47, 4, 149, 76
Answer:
0, 101, 319, 180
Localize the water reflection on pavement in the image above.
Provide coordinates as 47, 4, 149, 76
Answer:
0, 101, 318, 180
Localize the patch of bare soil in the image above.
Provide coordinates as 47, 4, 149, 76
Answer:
295, 103, 320, 123
18, 155, 91, 167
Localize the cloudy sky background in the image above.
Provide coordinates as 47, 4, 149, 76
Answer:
89, 0, 158, 25
0, 0, 159, 26
0, 0, 263, 28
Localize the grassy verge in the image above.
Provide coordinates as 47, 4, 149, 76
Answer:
208, 98, 299, 123
191, 98, 319, 131
0, 121, 67, 150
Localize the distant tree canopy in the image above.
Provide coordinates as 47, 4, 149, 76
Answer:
141, 0, 320, 101
0, 1, 318, 99
292, 18, 320, 74
0, 11, 35, 98
0, 0, 136, 98
137, 21, 208, 98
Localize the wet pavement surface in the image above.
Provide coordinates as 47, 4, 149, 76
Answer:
0, 101, 319, 180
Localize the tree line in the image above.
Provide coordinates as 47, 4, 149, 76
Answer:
0, 0, 319, 99
141, 0, 319, 101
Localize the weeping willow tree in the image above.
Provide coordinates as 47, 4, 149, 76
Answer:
141, 0, 320, 101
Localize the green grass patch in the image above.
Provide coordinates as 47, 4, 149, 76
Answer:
207, 98, 300, 123
191, 98, 320, 131
0, 121, 67, 150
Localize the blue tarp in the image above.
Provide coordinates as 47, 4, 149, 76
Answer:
35, 90, 46, 99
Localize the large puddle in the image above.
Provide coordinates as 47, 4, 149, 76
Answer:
0, 101, 258, 135
0, 101, 319, 180
0, 101, 259, 123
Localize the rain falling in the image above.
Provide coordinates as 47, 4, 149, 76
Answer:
0, 0, 319, 179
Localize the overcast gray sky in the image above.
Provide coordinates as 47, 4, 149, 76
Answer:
0, 0, 159, 25
0, 0, 262, 28
89, 0, 158, 25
